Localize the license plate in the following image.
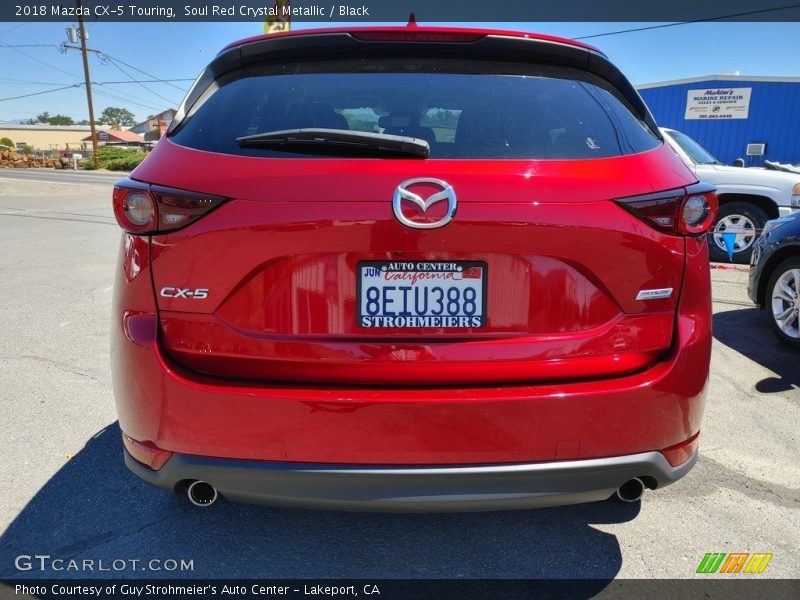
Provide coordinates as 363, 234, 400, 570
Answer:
357, 261, 487, 328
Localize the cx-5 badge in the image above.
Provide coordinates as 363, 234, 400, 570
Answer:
392, 178, 457, 229
160, 287, 209, 299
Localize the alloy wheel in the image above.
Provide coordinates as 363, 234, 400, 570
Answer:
771, 267, 800, 339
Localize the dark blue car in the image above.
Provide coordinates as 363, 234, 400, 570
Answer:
748, 212, 800, 349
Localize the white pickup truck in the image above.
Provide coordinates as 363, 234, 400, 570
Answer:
661, 127, 800, 263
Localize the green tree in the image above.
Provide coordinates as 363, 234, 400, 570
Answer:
0, 137, 13, 148
45, 114, 74, 125
25, 112, 75, 125
19, 144, 34, 155
98, 107, 136, 130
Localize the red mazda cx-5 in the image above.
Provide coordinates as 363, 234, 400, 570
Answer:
111, 26, 717, 510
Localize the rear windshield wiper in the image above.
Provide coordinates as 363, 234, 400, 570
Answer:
237, 128, 430, 158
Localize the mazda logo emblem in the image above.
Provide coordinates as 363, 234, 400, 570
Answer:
392, 178, 457, 229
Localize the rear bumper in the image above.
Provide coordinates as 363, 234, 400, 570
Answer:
125, 447, 697, 512
112, 236, 712, 470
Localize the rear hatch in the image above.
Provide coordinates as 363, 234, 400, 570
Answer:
136, 33, 697, 386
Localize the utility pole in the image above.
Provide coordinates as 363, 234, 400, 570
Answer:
76, 0, 100, 169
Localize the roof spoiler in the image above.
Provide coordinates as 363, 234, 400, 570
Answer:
169, 32, 659, 137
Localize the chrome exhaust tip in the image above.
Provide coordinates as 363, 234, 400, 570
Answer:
187, 480, 218, 507
616, 478, 645, 503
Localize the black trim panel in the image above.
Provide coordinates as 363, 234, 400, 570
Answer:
125, 448, 697, 512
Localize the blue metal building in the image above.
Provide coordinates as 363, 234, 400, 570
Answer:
637, 75, 800, 167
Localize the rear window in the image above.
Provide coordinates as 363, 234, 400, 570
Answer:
171, 59, 659, 159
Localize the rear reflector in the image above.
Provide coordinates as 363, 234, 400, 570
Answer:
122, 433, 172, 471
112, 179, 227, 235
661, 432, 700, 467
616, 182, 717, 236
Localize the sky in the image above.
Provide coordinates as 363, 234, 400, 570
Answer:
0, 20, 798, 123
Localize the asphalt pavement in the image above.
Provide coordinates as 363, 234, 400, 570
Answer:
0, 170, 798, 582
0, 168, 124, 187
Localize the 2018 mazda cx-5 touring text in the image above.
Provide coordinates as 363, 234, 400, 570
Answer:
111, 26, 717, 510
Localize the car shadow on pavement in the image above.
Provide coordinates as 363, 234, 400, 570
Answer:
1, 422, 638, 590
713, 308, 799, 393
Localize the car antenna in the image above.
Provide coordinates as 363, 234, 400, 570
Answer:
407, 12, 418, 27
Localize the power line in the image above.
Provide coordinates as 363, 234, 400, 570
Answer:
96, 78, 193, 85
0, 42, 183, 109
0, 40, 82, 80
0, 84, 82, 102
0, 77, 192, 86
88, 70, 177, 110
56, 44, 187, 105
0, 77, 72, 86
0, 34, 166, 121
102, 55, 180, 106
91, 83, 184, 108
89, 66, 180, 109
575, 4, 800, 39
0, 80, 173, 112
92, 86, 183, 109
0, 44, 61, 48
96, 51, 188, 92
0, 81, 165, 112
0, 22, 31, 35
91, 87, 164, 112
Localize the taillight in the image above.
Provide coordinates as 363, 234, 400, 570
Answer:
616, 182, 717, 236
680, 191, 717, 235
112, 179, 227, 235
119, 190, 154, 231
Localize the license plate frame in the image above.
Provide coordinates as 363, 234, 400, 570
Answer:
357, 260, 488, 329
